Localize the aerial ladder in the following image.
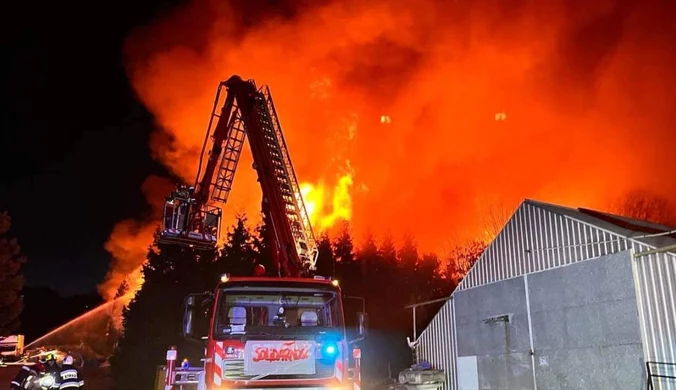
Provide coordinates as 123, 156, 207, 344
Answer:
158, 75, 318, 277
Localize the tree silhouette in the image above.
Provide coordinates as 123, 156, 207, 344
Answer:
219, 214, 257, 276
358, 233, 379, 286
333, 222, 359, 295
477, 199, 517, 241
398, 234, 417, 273
111, 238, 219, 390
610, 189, 676, 226
114, 280, 130, 299
104, 279, 131, 355
252, 218, 275, 276
376, 234, 404, 329
445, 240, 488, 287
333, 222, 356, 266
417, 253, 446, 298
0, 211, 26, 336
397, 234, 419, 307
355, 234, 401, 380
379, 234, 398, 277
315, 233, 334, 277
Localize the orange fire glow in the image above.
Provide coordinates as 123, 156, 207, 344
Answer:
100, 0, 676, 298
301, 172, 354, 232
99, 175, 174, 299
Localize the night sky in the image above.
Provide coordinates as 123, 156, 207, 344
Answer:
1, 0, 313, 297
1, 0, 182, 295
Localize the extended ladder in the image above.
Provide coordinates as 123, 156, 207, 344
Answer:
252, 88, 317, 269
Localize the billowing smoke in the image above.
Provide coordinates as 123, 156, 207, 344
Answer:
100, 0, 676, 297
99, 175, 174, 299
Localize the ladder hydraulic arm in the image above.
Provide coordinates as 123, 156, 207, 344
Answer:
159, 75, 318, 277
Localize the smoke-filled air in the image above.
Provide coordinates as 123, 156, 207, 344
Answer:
99, 0, 676, 299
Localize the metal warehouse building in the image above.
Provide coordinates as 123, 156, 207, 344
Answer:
416, 199, 676, 390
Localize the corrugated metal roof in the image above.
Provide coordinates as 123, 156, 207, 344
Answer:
527, 199, 676, 251
456, 198, 676, 292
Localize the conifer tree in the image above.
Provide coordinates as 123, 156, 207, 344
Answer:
219, 214, 257, 276
398, 234, 418, 275
0, 211, 26, 336
333, 222, 358, 293
315, 233, 334, 277
358, 233, 380, 285
252, 217, 274, 275
110, 237, 218, 390
377, 234, 401, 323
397, 234, 419, 308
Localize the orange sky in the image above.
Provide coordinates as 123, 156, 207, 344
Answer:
99, 0, 676, 298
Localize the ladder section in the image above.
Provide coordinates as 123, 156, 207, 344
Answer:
260, 86, 318, 256
253, 90, 317, 270
212, 104, 246, 204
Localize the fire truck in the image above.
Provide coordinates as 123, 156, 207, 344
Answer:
0, 335, 24, 364
157, 75, 367, 390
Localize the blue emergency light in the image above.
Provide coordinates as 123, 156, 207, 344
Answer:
321, 342, 338, 358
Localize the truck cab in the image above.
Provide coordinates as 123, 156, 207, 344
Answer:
182, 276, 366, 390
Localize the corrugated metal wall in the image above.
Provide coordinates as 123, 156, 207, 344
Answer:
415, 299, 458, 390
632, 244, 676, 390
415, 200, 676, 390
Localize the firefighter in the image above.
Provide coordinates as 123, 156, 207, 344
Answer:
58, 355, 84, 389
42, 353, 61, 378
9, 360, 44, 390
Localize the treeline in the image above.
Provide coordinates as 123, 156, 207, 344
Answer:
111, 214, 486, 390
0, 211, 26, 336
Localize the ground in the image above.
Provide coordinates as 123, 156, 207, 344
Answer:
0, 365, 111, 389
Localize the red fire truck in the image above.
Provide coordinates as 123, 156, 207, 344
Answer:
157, 76, 366, 390
174, 276, 366, 390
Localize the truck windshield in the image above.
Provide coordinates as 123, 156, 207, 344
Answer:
213, 288, 343, 338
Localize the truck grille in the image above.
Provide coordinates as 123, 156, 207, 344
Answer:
222, 359, 335, 380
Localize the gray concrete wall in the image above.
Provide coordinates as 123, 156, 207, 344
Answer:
455, 276, 534, 390
527, 250, 644, 390
453, 251, 644, 390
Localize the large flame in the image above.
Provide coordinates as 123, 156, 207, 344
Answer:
99, 0, 676, 298
301, 172, 354, 232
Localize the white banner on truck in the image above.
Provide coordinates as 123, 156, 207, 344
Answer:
243, 340, 316, 376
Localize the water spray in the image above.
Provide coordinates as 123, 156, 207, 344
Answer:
25, 293, 134, 349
